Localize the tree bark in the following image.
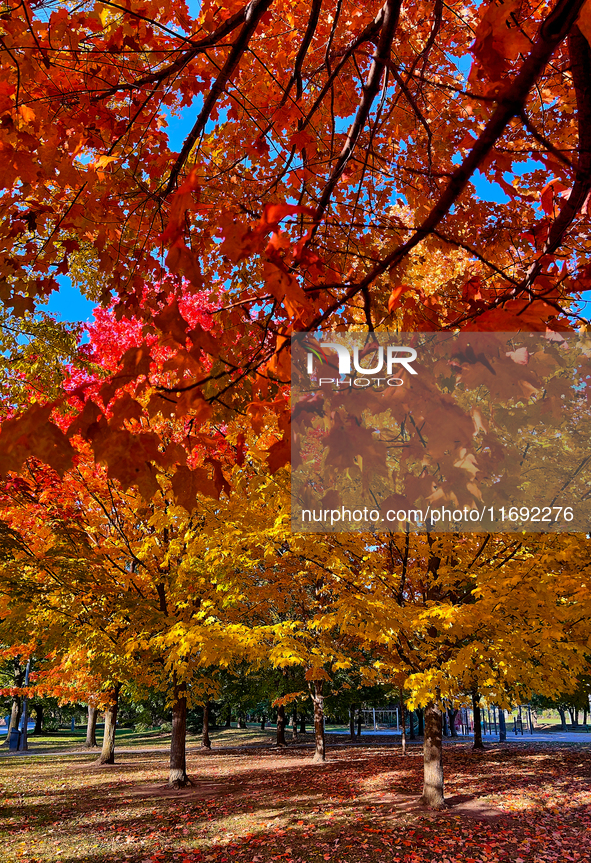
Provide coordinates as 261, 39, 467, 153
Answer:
498, 707, 507, 742
299, 713, 306, 734
349, 705, 356, 741
33, 703, 43, 735
1, 662, 24, 748
559, 707, 568, 732
472, 691, 485, 750
311, 680, 325, 763
237, 713, 247, 729
448, 707, 458, 738
260, 714, 266, 730
399, 693, 407, 756
291, 712, 299, 742
417, 707, 424, 736
421, 702, 445, 809
442, 707, 449, 737
1, 697, 20, 746
85, 705, 98, 748
276, 704, 286, 746
169, 685, 192, 787
202, 701, 211, 750
96, 685, 120, 765
409, 709, 416, 740
224, 707, 231, 728
573, 707, 579, 727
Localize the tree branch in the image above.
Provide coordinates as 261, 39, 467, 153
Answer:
523, 25, 591, 289
307, 0, 586, 326
162, 0, 274, 195
309, 0, 402, 234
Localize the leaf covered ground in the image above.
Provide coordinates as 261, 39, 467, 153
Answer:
1, 733, 590, 863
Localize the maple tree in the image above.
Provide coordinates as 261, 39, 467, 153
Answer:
2, 0, 591, 822
0, 298, 265, 781
1, 0, 591, 485
174, 464, 591, 801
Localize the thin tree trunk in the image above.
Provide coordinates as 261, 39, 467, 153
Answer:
276, 704, 286, 746
33, 704, 43, 735
421, 702, 445, 809
237, 713, 247, 729
472, 691, 485, 750
97, 685, 120, 765
260, 714, 266, 730
224, 707, 231, 728
409, 709, 416, 740
448, 707, 458, 738
573, 708, 579, 727
85, 705, 98, 748
559, 707, 568, 732
349, 705, 356, 741
169, 684, 192, 787
399, 693, 407, 756
202, 701, 211, 750
299, 713, 306, 734
291, 712, 299, 742
357, 709, 362, 737
498, 707, 507, 742
312, 681, 325, 763
442, 706, 449, 737
417, 707, 424, 736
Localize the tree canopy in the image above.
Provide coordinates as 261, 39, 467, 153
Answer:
1, 0, 591, 810
2, 0, 591, 483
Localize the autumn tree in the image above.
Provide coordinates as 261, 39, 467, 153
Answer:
1, 1, 591, 487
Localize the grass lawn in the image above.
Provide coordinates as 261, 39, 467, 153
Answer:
1, 730, 591, 863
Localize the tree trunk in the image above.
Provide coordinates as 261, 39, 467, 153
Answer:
96, 685, 120, 765
312, 681, 326, 763
3, 696, 21, 746
169, 685, 192, 787
409, 709, 416, 740
583, 706, 588, 727
472, 691, 485, 750
498, 707, 507, 742
559, 707, 568, 732
448, 707, 458, 738
85, 705, 98, 748
573, 708, 579, 727
299, 713, 306, 734
1, 663, 24, 747
291, 712, 299, 742
260, 714, 266, 730
312, 680, 326, 762
421, 702, 445, 809
349, 705, 356, 741
32, 703, 43, 735
237, 713, 247, 729
399, 693, 407, 756
417, 707, 424, 737
357, 709, 362, 737
442, 707, 449, 737
0, 695, 23, 746
224, 707, 231, 728
202, 701, 211, 750
276, 704, 286, 746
